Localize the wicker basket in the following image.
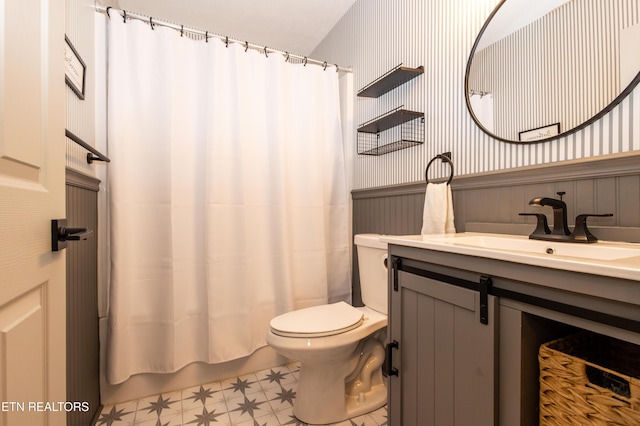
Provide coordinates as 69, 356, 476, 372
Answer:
539, 331, 640, 425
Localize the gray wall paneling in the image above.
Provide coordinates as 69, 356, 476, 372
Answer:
352, 152, 640, 304
66, 169, 101, 425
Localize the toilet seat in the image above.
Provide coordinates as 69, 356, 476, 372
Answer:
270, 301, 365, 338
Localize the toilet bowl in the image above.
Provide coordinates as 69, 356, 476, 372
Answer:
266, 234, 388, 425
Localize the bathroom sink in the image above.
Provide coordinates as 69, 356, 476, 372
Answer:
449, 234, 640, 261
380, 233, 640, 281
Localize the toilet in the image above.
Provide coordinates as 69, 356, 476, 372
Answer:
266, 234, 388, 425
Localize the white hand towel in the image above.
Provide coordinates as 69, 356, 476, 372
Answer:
421, 182, 456, 235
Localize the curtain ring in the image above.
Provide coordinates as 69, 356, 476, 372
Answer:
205, 31, 209, 43
225, 36, 229, 48
323, 61, 327, 70
150, 17, 155, 30
264, 46, 268, 58
123, 10, 127, 23
303, 57, 308, 66
244, 41, 249, 52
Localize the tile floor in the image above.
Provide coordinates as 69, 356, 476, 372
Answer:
97, 363, 388, 426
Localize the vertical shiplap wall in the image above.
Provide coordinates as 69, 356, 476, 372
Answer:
312, 0, 640, 190
66, 0, 96, 174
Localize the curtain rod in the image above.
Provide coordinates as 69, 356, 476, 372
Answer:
469, 89, 491, 97
95, 6, 352, 74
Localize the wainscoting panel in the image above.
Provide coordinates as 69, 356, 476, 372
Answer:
351, 152, 640, 304
66, 169, 101, 425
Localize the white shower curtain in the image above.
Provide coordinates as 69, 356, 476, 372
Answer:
106, 17, 350, 384
469, 93, 494, 133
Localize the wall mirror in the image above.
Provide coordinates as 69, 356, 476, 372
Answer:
465, 0, 640, 143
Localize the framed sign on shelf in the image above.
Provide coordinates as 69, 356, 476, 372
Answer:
64, 35, 86, 100
519, 123, 560, 142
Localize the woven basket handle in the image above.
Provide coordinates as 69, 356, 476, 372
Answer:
586, 364, 631, 399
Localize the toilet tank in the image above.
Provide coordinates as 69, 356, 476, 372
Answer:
354, 234, 388, 315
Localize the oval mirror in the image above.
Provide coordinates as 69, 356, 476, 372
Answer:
465, 0, 640, 143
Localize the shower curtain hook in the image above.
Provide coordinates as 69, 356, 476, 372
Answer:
323, 61, 327, 70
285, 52, 290, 62
225, 36, 229, 48
150, 17, 155, 30
335, 64, 339, 72
264, 46, 269, 58
105, 6, 111, 18
180, 25, 184, 37
205, 31, 209, 42
123, 10, 127, 23
244, 41, 249, 52
303, 57, 308, 66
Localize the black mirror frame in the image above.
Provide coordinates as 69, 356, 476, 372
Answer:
464, 0, 640, 144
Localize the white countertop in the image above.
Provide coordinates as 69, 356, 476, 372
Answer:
380, 232, 640, 282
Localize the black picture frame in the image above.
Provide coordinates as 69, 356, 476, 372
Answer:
64, 35, 86, 100
518, 123, 561, 142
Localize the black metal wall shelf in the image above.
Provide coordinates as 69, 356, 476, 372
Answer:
358, 109, 423, 133
357, 64, 424, 98
357, 108, 424, 156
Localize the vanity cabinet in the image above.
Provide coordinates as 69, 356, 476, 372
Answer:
386, 245, 498, 426
385, 242, 640, 426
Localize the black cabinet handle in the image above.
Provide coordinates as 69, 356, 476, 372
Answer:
383, 340, 399, 377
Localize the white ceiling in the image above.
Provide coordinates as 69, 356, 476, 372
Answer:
105, 0, 357, 55
476, 0, 569, 51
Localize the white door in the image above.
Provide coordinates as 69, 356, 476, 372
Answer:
0, 1, 66, 425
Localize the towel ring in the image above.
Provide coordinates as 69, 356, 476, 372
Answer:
425, 154, 454, 185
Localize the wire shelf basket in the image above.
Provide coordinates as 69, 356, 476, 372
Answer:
357, 108, 424, 156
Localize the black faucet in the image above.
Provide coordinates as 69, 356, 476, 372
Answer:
528, 196, 571, 236
520, 192, 613, 243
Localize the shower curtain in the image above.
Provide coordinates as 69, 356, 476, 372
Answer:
469, 92, 495, 133
106, 17, 350, 384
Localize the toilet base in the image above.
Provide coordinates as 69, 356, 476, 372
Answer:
294, 374, 386, 425
292, 345, 387, 425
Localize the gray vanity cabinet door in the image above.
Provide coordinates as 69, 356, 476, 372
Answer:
388, 269, 498, 426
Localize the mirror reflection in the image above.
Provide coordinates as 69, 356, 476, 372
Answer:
465, 0, 640, 143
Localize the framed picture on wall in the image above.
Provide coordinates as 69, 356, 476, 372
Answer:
64, 35, 86, 100
518, 123, 560, 142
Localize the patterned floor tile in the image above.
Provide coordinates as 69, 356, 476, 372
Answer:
181, 382, 226, 412
237, 408, 282, 426
182, 405, 232, 425
135, 391, 182, 423
264, 383, 297, 413
254, 366, 296, 391
366, 406, 389, 425
220, 373, 262, 398
225, 391, 272, 424
98, 363, 387, 426
96, 400, 138, 426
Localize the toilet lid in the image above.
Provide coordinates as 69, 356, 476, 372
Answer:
270, 301, 365, 338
